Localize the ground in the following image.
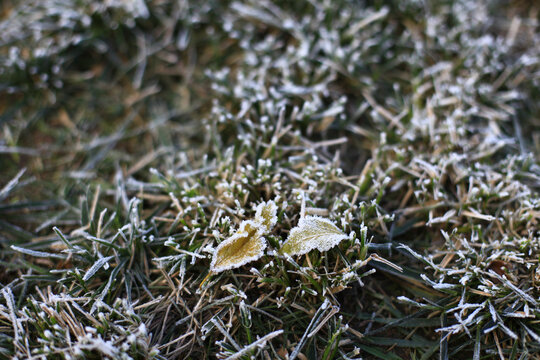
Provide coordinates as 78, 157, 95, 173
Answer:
0, 0, 539, 359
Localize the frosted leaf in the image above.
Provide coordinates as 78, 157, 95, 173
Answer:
210, 220, 267, 273
280, 216, 348, 256
254, 200, 278, 232
207, 200, 276, 275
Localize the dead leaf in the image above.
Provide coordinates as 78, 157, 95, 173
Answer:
210, 221, 266, 273
254, 200, 278, 232
280, 216, 348, 256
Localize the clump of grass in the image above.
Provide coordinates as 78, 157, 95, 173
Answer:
1, 0, 539, 359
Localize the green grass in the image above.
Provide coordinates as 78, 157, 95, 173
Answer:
1, 0, 539, 359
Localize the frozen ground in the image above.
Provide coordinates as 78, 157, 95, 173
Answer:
0, 0, 539, 359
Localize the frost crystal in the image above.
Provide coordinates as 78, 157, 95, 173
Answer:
280, 216, 349, 256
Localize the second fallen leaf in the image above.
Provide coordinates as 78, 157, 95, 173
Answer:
280, 215, 349, 256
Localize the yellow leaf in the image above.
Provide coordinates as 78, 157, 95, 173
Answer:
210, 220, 266, 273
280, 216, 348, 256
254, 200, 278, 232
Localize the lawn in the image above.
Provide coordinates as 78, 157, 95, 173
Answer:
0, 0, 539, 359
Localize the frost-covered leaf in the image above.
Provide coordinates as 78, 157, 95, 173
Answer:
209, 200, 276, 274
210, 220, 267, 273
280, 216, 348, 256
254, 200, 278, 232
